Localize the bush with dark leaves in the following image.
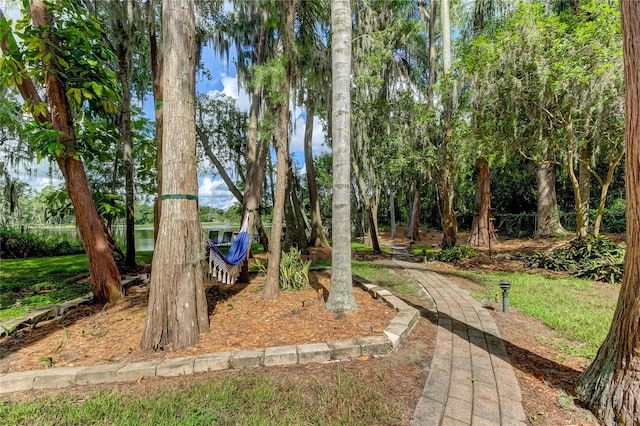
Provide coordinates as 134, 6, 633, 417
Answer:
523, 235, 624, 284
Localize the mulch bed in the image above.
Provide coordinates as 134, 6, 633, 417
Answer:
0, 270, 395, 374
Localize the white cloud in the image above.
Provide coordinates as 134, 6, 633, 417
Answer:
0, 150, 64, 193
28, 175, 64, 192
290, 113, 328, 156
198, 177, 239, 210
209, 74, 252, 112
0, 0, 21, 21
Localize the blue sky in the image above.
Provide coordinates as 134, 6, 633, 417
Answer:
1, 0, 329, 210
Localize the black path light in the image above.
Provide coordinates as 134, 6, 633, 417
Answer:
499, 279, 511, 313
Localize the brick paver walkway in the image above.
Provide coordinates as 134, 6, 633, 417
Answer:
391, 248, 527, 426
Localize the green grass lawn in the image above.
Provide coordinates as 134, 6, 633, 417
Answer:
0, 254, 90, 320
0, 251, 153, 321
0, 369, 405, 425
443, 269, 618, 359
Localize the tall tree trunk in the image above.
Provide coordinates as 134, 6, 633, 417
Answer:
575, 5, 640, 422
579, 142, 591, 233
439, 0, 458, 248
326, 0, 357, 313
468, 158, 498, 246
440, 158, 458, 248
428, 0, 437, 108
535, 147, 567, 236
116, 2, 136, 267
352, 157, 381, 253
371, 190, 379, 242
289, 166, 309, 251
263, 101, 288, 300
147, 0, 163, 243
407, 185, 421, 241
255, 211, 270, 252
284, 173, 296, 246
565, 105, 587, 239
141, 0, 209, 350
267, 146, 276, 208
593, 148, 625, 237
389, 190, 397, 239
27, 0, 122, 304
305, 99, 330, 248
263, 0, 296, 300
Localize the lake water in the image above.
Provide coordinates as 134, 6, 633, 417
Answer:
46, 224, 244, 252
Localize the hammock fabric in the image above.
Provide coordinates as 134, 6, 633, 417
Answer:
207, 215, 251, 284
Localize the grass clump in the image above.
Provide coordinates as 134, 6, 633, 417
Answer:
352, 261, 427, 301
351, 241, 390, 254
523, 235, 624, 284
434, 245, 477, 263
279, 247, 311, 290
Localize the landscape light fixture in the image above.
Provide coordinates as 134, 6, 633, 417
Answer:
499, 279, 511, 313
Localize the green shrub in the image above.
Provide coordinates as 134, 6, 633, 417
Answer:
435, 245, 477, 263
0, 227, 84, 258
524, 235, 624, 284
279, 247, 311, 290
255, 247, 311, 291
493, 213, 537, 237
592, 206, 626, 233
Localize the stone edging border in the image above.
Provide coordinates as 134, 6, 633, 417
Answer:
0, 275, 419, 394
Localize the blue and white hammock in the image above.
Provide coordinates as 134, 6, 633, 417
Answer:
207, 215, 251, 284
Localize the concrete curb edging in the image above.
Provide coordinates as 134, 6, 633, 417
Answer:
0, 275, 417, 394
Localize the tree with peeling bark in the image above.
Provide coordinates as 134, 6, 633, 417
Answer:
326, 0, 357, 313
141, 0, 209, 350
0, 1, 122, 303
468, 158, 498, 246
574, 2, 640, 423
